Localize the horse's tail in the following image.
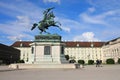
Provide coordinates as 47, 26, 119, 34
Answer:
31, 23, 38, 30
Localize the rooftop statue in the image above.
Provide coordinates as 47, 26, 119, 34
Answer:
31, 7, 62, 34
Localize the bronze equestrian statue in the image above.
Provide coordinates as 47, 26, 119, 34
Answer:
31, 7, 62, 34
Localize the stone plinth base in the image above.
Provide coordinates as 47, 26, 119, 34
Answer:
29, 34, 68, 64
9, 64, 75, 69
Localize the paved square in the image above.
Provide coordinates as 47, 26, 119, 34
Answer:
0, 65, 120, 80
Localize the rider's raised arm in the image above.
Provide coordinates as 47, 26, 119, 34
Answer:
43, 7, 55, 14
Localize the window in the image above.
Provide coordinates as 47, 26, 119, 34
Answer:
44, 46, 51, 55
20, 43, 23, 47
31, 47, 34, 54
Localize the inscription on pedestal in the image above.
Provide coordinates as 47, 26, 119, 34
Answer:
35, 34, 61, 42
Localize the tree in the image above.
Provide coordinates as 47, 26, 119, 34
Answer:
65, 55, 69, 61
106, 58, 115, 64
117, 58, 120, 64
78, 60, 85, 64
69, 59, 76, 63
17, 60, 25, 63
88, 60, 94, 65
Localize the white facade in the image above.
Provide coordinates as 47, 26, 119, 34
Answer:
12, 41, 104, 63
103, 37, 120, 63
11, 41, 32, 63
14, 47, 31, 63
14, 44, 103, 64
65, 47, 103, 63
12, 37, 120, 64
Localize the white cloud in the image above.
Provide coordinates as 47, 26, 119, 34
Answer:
88, 0, 120, 11
79, 9, 118, 25
54, 17, 84, 33
61, 26, 70, 32
88, 7, 95, 13
0, 0, 44, 42
73, 32, 100, 41
0, 1, 43, 20
7, 34, 25, 41
57, 17, 86, 30
80, 13, 105, 25
43, 0, 60, 4
16, 16, 31, 27
0, 15, 33, 41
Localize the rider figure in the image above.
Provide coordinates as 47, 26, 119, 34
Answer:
47, 11, 55, 25
43, 7, 55, 25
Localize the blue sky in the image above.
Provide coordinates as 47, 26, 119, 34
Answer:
0, 0, 120, 45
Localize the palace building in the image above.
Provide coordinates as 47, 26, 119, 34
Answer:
11, 37, 120, 64
11, 41, 104, 63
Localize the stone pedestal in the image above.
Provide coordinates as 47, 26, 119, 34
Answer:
30, 34, 68, 64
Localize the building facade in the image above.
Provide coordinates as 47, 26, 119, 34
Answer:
64, 42, 104, 63
11, 41, 32, 63
11, 41, 104, 63
11, 37, 120, 64
103, 37, 120, 63
0, 43, 20, 64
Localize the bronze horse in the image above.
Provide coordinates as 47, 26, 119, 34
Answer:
31, 7, 62, 34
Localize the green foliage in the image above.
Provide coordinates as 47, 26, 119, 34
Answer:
69, 59, 76, 63
106, 58, 115, 64
17, 60, 25, 63
117, 58, 120, 64
65, 55, 69, 61
88, 60, 94, 65
78, 60, 85, 64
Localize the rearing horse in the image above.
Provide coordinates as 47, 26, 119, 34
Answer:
31, 7, 62, 34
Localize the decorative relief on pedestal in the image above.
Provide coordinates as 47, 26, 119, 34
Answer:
34, 34, 61, 42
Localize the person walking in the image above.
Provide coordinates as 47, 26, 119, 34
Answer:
96, 59, 100, 67
99, 60, 102, 67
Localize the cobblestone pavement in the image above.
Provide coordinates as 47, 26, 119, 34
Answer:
0, 65, 120, 80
